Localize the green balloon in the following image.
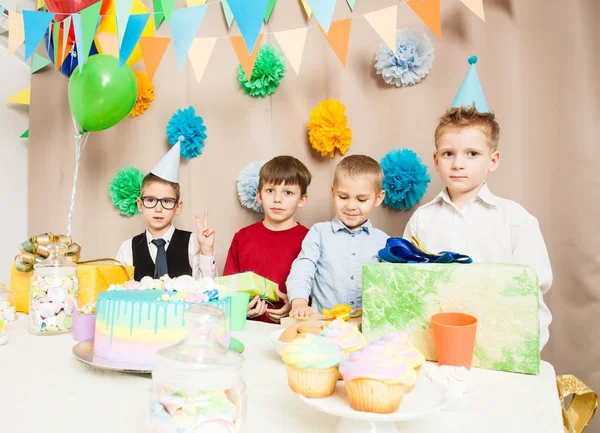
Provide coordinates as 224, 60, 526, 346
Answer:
68, 55, 137, 132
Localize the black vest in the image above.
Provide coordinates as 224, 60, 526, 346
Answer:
132, 229, 193, 281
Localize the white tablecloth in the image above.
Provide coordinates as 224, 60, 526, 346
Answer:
1, 314, 563, 433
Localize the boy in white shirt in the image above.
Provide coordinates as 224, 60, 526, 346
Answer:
404, 56, 552, 350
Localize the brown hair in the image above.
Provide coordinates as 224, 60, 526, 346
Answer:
435, 105, 501, 151
258, 156, 312, 195
334, 154, 384, 192
141, 173, 181, 200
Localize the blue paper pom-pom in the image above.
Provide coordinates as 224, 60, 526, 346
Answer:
237, 160, 266, 212
374, 28, 434, 87
381, 149, 431, 210
166, 106, 207, 160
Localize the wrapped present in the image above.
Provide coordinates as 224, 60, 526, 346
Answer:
11, 262, 134, 313
362, 263, 540, 375
215, 272, 279, 303
15, 233, 80, 272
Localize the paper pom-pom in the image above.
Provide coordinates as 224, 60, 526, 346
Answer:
308, 99, 352, 158
129, 71, 155, 117
375, 29, 434, 87
237, 160, 266, 212
109, 167, 145, 217
380, 149, 431, 210
166, 106, 207, 160
238, 44, 286, 98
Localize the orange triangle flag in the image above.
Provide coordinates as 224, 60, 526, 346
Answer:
96, 32, 119, 57
230, 33, 263, 81
319, 18, 352, 67
139, 36, 172, 82
408, 0, 441, 39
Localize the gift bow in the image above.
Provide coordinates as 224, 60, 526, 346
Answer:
378, 236, 473, 264
322, 304, 362, 321
15, 233, 81, 272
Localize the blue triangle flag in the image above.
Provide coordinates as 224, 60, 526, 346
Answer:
304, 0, 336, 34
171, 4, 208, 70
226, 0, 269, 53
451, 56, 489, 113
119, 13, 149, 68
0, 6, 5, 16
23, 10, 55, 60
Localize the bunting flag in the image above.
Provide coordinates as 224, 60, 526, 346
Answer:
52, 21, 60, 70
226, 0, 268, 54
188, 37, 217, 83
364, 6, 397, 51
153, 0, 164, 29
119, 13, 149, 67
346, 0, 355, 11
61, 16, 71, 62
299, 0, 312, 18
7, 87, 31, 105
273, 27, 307, 75
264, 0, 276, 23
72, 0, 101, 70
116, 0, 135, 44
319, 18, 352, 67
20, 130, 29, 138
304, 0, 335, 34
230, 33, 263, 81
161, 0, 175, 24
139, 36, 171, 81
186, 0, 206, 6
8, 12, 25, 55
461, 0, 485, 21
31, 53, 52, 73
96, 32, 119, 57
37, 0, 44, 9
221, 0, 234, 28
0, 6, 5, 16
171, 4, 208, 70
22, 10, 55, 60
408, 0, 441, 39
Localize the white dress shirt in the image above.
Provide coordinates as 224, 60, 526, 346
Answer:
403, 184, 552, 350
115, 225, 217, 279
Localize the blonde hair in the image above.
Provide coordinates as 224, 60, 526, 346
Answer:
334, 154, 383, 192
435, 105, 501, 152
258, 156, 312, 195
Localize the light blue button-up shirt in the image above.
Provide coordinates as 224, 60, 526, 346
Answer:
286, 217, 389, 313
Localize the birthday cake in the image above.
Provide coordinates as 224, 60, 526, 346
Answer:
93, 276, 231, 369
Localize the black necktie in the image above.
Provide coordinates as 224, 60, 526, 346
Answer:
151, 238, 168, 278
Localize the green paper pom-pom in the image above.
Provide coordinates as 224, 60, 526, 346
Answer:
109, 167, 145, 217
237, 44, 286, 98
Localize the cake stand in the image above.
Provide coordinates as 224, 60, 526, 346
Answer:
299, 374, 449, 433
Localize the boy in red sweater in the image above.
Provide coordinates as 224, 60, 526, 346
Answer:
223, 156, 312, 323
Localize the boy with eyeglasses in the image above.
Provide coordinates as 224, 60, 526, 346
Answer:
116, 144, 216, 281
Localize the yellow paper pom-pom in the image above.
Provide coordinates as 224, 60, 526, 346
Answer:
308, 99, 352, 158
129, 71, 155, 118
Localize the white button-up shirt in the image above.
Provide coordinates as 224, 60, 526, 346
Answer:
403, 184, 552, 350
116, 225, 217, 279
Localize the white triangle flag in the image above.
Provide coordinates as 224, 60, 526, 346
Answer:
461, 0, 485, 21
273, 27, 308, 75
188, 37, 217, 83
364, 5, 397, 51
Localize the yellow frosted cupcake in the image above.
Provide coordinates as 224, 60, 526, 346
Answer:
319, 318, 365, 354
282, 334, 346, 398
339, 344, 416, 414
378, 332, 425, 371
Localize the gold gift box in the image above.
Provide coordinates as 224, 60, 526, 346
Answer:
10, 263, 134, 313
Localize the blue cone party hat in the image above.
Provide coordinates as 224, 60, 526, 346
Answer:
451, 55, 489, 113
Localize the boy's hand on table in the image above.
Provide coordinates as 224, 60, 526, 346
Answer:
290, 299, 316, 318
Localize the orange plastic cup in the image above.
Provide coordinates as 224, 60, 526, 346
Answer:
431, 312, 478, 369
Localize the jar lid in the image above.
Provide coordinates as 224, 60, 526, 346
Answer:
34, 243, 77, 269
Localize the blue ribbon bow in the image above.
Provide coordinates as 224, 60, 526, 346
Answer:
378, 237, 473, 264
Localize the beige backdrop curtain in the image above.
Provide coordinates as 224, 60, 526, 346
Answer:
28, 0, 600, 429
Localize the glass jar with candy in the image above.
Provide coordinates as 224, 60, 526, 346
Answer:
29, 243, 78, 334
0, 283, 17, 322
149, 304, 246, 433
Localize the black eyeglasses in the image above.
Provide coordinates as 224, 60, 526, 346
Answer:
141, 197, 179, 210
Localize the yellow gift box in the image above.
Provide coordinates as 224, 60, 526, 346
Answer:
215, 272, 280, 302
10, 263, 134, 313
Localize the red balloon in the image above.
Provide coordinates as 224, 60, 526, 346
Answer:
46, 0, 110, 22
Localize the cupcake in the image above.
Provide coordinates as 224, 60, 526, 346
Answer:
340, 344, 417, 414
281, 334, 346, 398
319, 319, 366, 354
378, 332, 425, 372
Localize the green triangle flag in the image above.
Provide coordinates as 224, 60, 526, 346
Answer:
264, 0, 276, 22
31, 53, 51, 73
161, 0, 175, 24
20, 130, 29, 138
347, 0, 356, 10
76, 0, 102, 69
153, 0, 164, 29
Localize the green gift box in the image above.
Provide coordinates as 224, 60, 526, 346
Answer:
362, 263, 540, 375
215, 272, 279, 303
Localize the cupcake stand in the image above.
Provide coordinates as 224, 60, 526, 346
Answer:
298, 372, 450, 433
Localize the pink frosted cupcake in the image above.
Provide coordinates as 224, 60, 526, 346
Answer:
377, 332, 425, 372
340, 343, 417, 414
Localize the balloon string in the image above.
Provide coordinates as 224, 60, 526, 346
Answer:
67, 115, 89, 237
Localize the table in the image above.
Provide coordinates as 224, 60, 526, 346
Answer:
1, 314, 564, 433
